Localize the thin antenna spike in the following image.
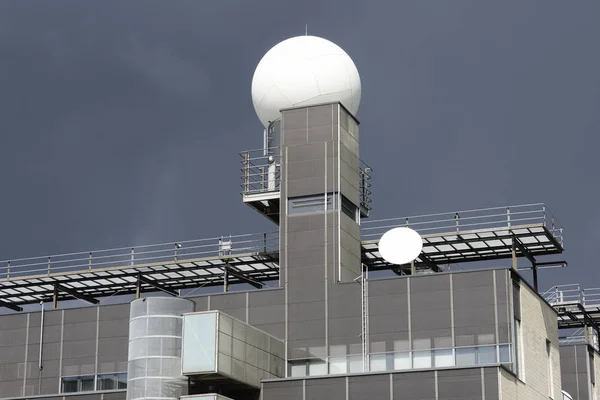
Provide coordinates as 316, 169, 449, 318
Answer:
305, 24, 308, 36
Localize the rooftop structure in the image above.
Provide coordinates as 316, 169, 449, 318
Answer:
0, 35, 596, 400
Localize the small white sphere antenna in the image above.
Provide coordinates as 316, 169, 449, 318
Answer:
378, 227, 424, 265
251, 35, 361, 128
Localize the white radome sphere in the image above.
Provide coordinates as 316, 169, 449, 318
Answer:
251, 36, 361, 128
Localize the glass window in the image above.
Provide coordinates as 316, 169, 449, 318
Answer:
478, 346, 497, 364
81, 376, 95, 392
290, 362, 307, 377
434, 349, 454, 367
456, 347, 476, 366
341, 195, 357, 221
116, 373, 127, 389
61, 377, 79, 393
97, 374, 116, 390
393, 352, 411, 370
348, 355, 363, 373
329, 357, 347, 374
413, 350, 432, 369
308, 360, 327, 376
499, 344, 511, 363
370, 353, 387, 372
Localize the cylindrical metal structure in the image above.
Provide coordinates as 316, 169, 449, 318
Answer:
127, 297, 195, 400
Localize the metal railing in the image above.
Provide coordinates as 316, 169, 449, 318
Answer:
0, 231, 279, 280
240, 147, 373, 215
359, 160, 372, 216
361, 203, 563, 245
241, 147, 281, 196
543, 284, 600, 307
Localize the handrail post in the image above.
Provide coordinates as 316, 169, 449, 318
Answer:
7, 261, 10, 280
47, 257, 51, 276
263, 233, 267, 253
542, 205, 546, 227
260, 166, 265, 191
455, 213, 460, 232
89, 252, 92, 271
243, 152, 250, 194
507, 207, 511, 228
131, 248, 135, 266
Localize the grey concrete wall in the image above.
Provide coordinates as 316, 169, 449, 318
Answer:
261, 366, 500, 400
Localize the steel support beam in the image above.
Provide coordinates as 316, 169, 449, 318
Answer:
54, 284, 99, 306
0, 299, 22, 312
513, 237, 539, 292
225, 266, 264, 289
138, 275, 178, 297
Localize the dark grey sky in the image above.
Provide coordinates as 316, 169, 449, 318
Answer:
0, 1, 598, 291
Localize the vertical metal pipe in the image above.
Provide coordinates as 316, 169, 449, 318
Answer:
7, 261, 10, 280
39, 301, 45, 370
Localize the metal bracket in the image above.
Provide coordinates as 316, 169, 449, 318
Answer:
53, 284, 99, 307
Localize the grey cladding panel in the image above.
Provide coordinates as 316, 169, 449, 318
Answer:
437, 368, 482, 399
288, 142, 327, 163
369, 278, 408, 296
307, 104, 335, 128
103, 392, 127, 400
393, 371, 436, 399
64, 307, 98, 323
210, 292, 246, 311
348, 374, 390, 400
262, 380, 303, 400
305, 377, 346, 400
453, 270, 494, 290
484, 368, 499, 399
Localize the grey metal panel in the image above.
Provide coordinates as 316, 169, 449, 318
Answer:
288, 320, 326, 341
287, 159, 327, 181
286, 177, 327, 198
287, 142, 327, 163
98, 304, 129, 321
484, 368, 499, 399
307, 104, 335, 128
210, 292, 246, 311
97, 338, 128, 362
328, 317, 361, 339
43, 310, 63, 326
339, 144, 360, 172
283, 128, 309, 147
304, 376, 345, 400
308, 125, 334, 142
392, 371, 436, 399
283, 108, 308, 132
190, 295, 209, 311
0, 345, 26, 363
288, 301, 325, 323
369, 294, 408, 317
453, 270, 494, 290
61, 356, 96, 376
369, 278, 408, 296
288, 338, 326, 359
0, 379, 23, 398
262, 380, 303, 400
248, 289, 285, 307
62, 338, 96, 358
289, 229, 327, 250
348, 374, 390, 400
39, 376, 60, 394
437, 368, 482, 400
0, 327, 27, 346
251, 323, 284, 340
43, 325, 63, 343
340, 176, 359, 207
369, 314, 409, 335
248, 305, 284, 325
328, 284, 361, 319
98, 318, 129, 338
64, 307, 98, 323
103, 392, 127, 400
0, 314, 27, 329
0, 362, 21, 380
63, 322, 97, 341
287, 246, 327, 268
67, 394, 104, 400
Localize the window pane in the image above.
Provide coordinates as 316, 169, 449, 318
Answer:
478, 346, 497, 364
413, 351, 431, 369
290, 363, 306, 377
117, 373, 128, 389
456, 347, 476, 366
393, 352, 411, 370
370, 354, 387, 372
81, 376, 95, 392
329, 357, 347, 374
308, 360, 327, 376
499, 345, 511, 363
348, 355, 363, 373
434, 349, 454, 367
62, 377, 79, 393
97, 375, 116, 390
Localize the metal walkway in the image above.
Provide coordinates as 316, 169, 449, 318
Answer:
0, 203, 564, 311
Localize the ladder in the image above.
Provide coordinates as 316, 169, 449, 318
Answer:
360, 264, 370, 372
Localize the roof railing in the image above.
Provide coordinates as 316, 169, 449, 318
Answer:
0, 231, 278, 280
